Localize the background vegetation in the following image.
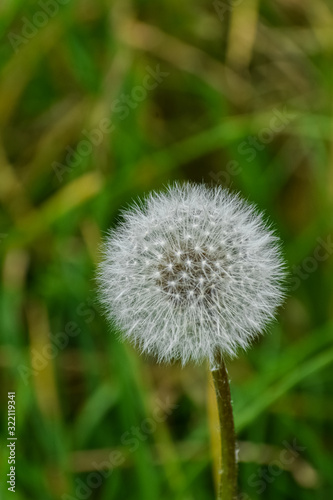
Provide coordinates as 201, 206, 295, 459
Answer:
0, 0, 332, 499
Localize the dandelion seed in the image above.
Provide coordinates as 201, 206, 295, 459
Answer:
97, 182, 286, 365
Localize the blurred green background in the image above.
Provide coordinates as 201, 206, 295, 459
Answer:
0, 0, 333, 499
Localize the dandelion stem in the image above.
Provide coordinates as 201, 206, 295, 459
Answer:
211, 352, 238, 500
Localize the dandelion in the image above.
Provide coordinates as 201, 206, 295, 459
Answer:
97, 182, 286, 500
98, 183, 285, 364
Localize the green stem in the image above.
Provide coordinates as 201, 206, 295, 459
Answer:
211, 352, 238, 500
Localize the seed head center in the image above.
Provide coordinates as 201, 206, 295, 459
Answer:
156, 245, 225, 304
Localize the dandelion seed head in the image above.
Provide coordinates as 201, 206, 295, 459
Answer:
98, 183, 286, 365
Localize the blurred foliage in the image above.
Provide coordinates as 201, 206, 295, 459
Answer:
0, 0, 333, 499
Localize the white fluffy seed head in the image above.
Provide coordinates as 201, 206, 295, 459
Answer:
97, 183, 286, 365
